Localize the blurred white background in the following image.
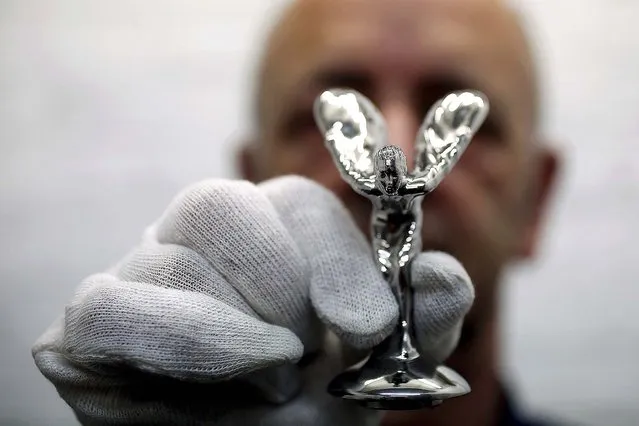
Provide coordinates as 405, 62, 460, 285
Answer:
1, 0, 638, 425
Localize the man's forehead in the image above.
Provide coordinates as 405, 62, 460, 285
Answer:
263, 0, 526, 70
257, 0, 536, 131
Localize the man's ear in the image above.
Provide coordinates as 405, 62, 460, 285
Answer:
517, 142, 562, 258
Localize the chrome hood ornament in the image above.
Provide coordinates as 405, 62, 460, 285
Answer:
314, 88, 489, 410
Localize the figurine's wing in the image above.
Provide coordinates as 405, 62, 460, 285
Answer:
314, 88, 387, 194
408, 91, 489, 193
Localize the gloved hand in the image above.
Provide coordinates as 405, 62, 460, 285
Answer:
32, 175, 474, 426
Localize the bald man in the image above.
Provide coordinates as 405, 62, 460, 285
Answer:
33, 0, 562, 425
240, 0, 559, 424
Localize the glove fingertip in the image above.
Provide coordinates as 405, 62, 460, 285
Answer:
311, 279, 398, 350
411, 251, 474, 361
274, 327, 305, 365
412, 251, 475, 310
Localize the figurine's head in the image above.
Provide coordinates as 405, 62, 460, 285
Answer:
374, 145, 408, 195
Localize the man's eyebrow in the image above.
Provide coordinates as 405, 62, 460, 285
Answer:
284, 66, 373, 115
310, 64, 374, 94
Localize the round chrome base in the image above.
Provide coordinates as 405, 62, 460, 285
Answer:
328, 344, 470, 410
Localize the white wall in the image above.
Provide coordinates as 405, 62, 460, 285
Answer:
1, 1, 637, 425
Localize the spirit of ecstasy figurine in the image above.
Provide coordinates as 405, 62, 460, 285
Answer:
313, 88, 489, 410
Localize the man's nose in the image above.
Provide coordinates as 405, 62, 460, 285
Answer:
381, 101, 419, 165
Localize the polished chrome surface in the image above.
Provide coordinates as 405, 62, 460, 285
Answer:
314, 89, 388, 194
314, 88, 489, 410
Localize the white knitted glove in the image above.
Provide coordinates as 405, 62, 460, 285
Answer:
32, 176, 474, 426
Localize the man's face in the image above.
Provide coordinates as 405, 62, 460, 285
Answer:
243, 0, 557, 323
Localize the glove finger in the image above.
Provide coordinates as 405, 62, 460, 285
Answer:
33, 316, 303, 409
261, 176, 397, 349
116, 243, 300, 400
115, 241, 258, 318
35, 349, 370, 426
34, 349, 294, 425
153, 179, 314, 346
62, 273, 303, 381
411, 251, 474, 363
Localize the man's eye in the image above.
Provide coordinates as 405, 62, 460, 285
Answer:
282, 110, 318, 139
